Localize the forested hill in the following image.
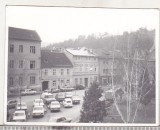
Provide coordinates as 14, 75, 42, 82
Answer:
43, 28, 155, 53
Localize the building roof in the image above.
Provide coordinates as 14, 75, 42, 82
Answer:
41, 50, 73, 68
66, 47, 97, 57
9, 27, 41, 42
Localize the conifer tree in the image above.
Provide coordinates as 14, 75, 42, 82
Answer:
79, 82, 107, 123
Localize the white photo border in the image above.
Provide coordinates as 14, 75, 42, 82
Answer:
0, 0, 159, 127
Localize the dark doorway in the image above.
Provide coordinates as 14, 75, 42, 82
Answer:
42, 81, 49, 91
84, 78, 88, 87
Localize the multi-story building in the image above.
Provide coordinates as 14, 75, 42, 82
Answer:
41, 50, 73, 91
8, 27, 41, 94
65, 47, 99, 87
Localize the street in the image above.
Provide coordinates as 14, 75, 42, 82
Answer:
12, 90, 85, 123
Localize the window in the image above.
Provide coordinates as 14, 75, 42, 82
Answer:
80, 67, 82, 72
61, 80, 64, 86
30, 46, 35, 54
53, 80, 56, 86
75, 78, 78, 85
53, 69, 56, 75
103, 69, 105, 74
95, 68, 97, 72
67, 69, 70, 75
19, 60, 23, 68
19, 77, 23, 86
19, 45, 23, 53
30, 76, 35, 85
9, 77, 14, 86
10, 44, 14, 53
30, 61, 35, 69
61, 69, 64, 75
44, 69, 48, 75
66, 79, 70, 83
80, 78, 82, 84
9, 60, 14, 68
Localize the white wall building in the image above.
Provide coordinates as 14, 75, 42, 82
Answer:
65, 47, 99, 87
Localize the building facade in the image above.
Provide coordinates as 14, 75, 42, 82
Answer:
65, 47, 99, 87
8, 27, 41, 94
41, 50, 73, 91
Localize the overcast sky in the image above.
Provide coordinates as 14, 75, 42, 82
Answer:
6, 6, 158, 47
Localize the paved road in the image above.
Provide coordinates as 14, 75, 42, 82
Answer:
14, 90, 85, 123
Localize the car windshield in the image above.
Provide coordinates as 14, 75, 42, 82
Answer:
45, 95, 54, 98
17, 104, 26, 107
34, 107, 43, 110
58, 94, 64, 97
73, 95, 79, 98
66, 101, 71, 103
57, 117, 66, 122
51, 102, 59, 105
15, 113, 24, 116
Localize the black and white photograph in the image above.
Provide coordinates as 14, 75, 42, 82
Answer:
6, 6, 159, 125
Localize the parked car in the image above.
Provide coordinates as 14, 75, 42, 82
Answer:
12, 110, 27, 122
49, 101, 61, 112
32, 105, 45, 117
41, 93, 56, 104
63, 98, 73, 108
7, 99, 17, 109
51, 88, 60, 93
44, 89, 52, 93
16, 102, 27, 111
49, 116, 72, 123
75, 85, 85, 90
65, 92, 73, 98
33, 99, 44, 107
60, 87, 74, 92
72, 95, 81, 104
55, 93, 65, 102
21, 89, 37, 95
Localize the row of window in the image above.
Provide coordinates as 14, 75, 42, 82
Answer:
10, 44, 36, 54
9, 76, 36, 86
74, 56, 97, 61
52, 79, 70, 87
44, 69, 70, 76
75, 66, 97, 72
75, 76, 97, 85
9, 60, 36, 69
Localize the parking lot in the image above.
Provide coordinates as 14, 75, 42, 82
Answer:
8, 89, 85, 123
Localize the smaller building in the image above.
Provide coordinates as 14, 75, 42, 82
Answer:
41, 50, 73, 91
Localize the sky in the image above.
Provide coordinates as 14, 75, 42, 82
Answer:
6, 6, 159, 47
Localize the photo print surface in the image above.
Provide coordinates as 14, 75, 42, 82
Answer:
6, 6, 158, 125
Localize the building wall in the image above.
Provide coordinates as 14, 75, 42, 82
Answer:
98, 58, 109, 85
41, 67, 73, 90
65, 50, 99, 87
8, 39, 41, 92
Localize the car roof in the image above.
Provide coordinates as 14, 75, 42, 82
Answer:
51, 101, 59, 103
42, 93, 53, 95
8, 99, 17, 102
14, 110, 25, 113
33, 105, 43, 108
17, 102, 26, 104
49, 117, 66, 121
64, 98, 72, 101
34, 99, 43, 101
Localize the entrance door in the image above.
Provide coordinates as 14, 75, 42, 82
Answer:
84, 78, 88, 87
42, 81, 49, 91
